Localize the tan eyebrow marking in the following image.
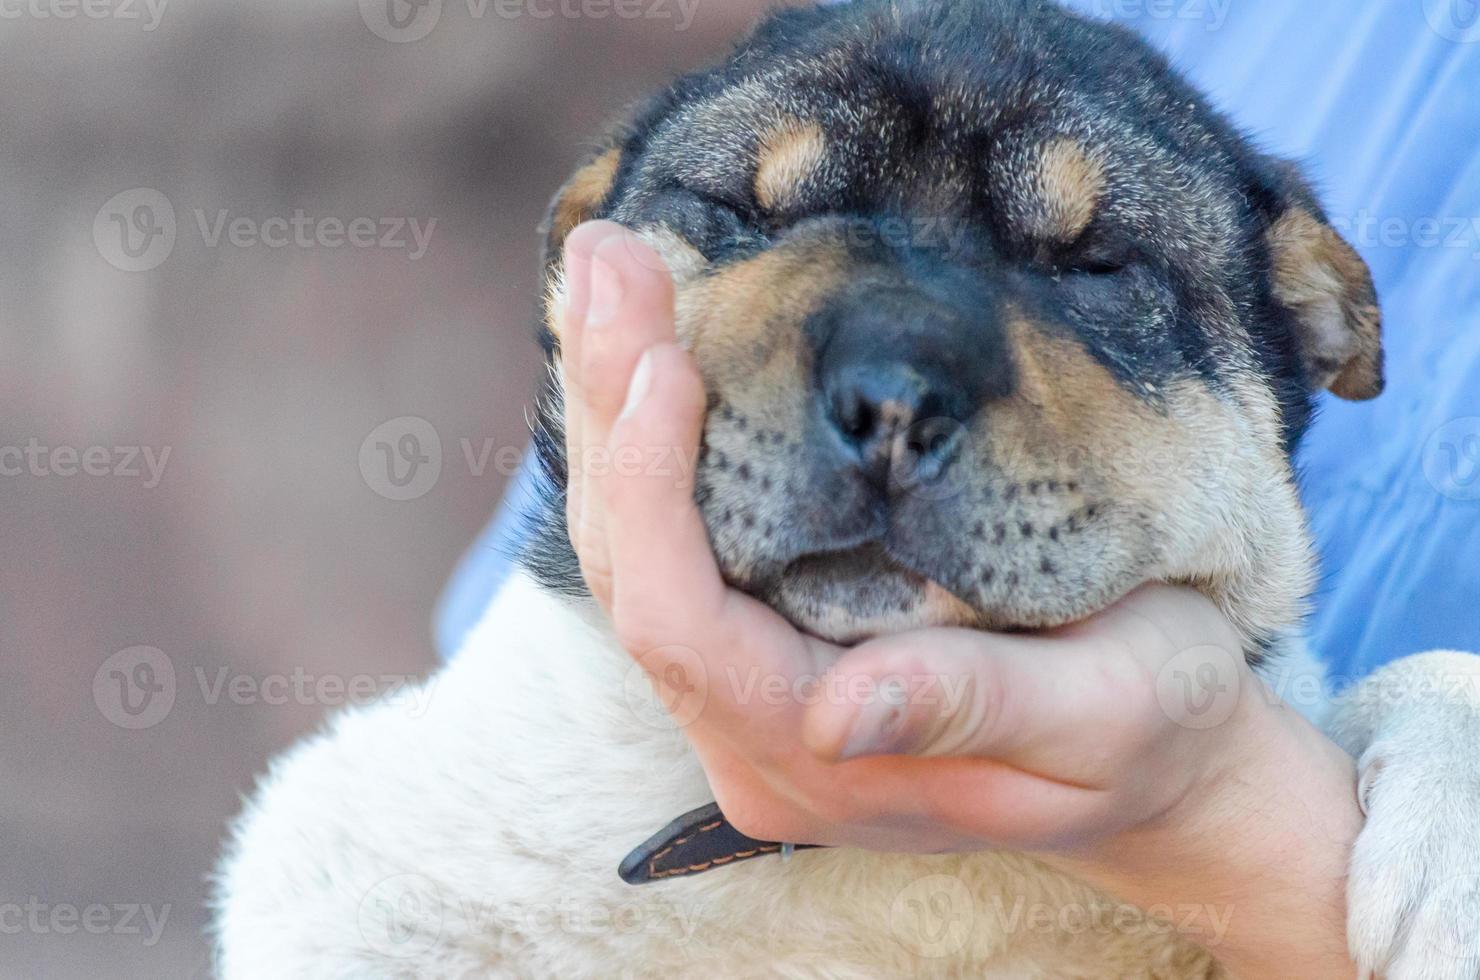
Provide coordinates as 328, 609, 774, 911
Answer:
1031, 138, 1106, 243
754, 119, 827, 212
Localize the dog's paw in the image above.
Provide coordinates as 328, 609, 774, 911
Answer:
1345, 704, 1480, 979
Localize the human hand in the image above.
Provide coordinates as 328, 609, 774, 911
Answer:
558, 220, 1361, 976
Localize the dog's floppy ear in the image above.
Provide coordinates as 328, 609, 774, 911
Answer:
1259, 158, 1384, 401
537, 145, 624, 348
540, 146, 623, 269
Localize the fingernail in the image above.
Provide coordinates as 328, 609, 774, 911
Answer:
620, 349, 655, 421
587, 251, 625, 327
839, 677, 910, 760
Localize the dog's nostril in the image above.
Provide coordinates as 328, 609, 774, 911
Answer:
826, 367, 928, 449
904, 418, 964, 483
823, 364, 965, 488
833, 389, 877, 442
906, 426, 951, 458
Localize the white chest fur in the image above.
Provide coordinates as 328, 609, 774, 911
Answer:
215, 573, 1235, 978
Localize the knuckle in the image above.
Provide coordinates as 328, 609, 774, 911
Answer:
583, 349, 641, 417
967, 657, 1008, 736
928, 658, 1005, 755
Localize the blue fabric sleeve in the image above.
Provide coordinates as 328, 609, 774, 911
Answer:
433, 463, 544, 658
1086, 0, 1480, 682
438, 0, 1480, 674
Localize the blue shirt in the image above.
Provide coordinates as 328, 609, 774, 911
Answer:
1084, 0, 1480, 682
438, 0, 1480, 680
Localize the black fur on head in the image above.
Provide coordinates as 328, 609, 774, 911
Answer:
521, 0, 1383, 654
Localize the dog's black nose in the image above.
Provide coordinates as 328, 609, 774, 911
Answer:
813, 285, 1010, 489
824, 362, 960, 484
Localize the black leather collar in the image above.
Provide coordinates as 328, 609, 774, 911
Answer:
619, 802, 824, 884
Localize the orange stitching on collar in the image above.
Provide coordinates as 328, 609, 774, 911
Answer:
645, 813, 788, 880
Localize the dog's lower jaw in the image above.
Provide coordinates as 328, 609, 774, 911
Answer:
213, 570, 1229, 980
756, 577, 1031, 648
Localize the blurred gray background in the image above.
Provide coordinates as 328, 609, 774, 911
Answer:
0, 1, 768, 976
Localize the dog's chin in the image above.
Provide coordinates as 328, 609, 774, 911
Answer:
758, 544, 985, 645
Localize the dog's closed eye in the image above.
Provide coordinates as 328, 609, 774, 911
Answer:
1060, 239, 1138, 277
645, 187, 760, 259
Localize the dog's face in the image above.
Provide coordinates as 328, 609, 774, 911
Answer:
531, 0, 1383, 653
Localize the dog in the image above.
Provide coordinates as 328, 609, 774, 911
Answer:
214, 1, 1480, 976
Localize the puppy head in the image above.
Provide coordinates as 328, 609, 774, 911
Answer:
529, 0, 1382, 654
